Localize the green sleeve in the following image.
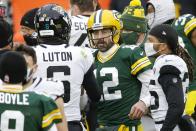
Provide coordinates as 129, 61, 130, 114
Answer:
41, 96, 62, 130
130, 46, 152, 75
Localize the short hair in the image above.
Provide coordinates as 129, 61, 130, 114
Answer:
70, 0, 95, 12
0, 51, 27, 84
15, 44, 37, 64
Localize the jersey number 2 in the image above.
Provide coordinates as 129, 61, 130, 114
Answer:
99, 67, 122, 101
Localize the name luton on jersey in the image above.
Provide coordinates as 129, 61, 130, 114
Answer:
43, 52, 72, 62
0, 93, 29, 105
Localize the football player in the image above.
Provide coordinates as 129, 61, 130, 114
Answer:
145, 24, 193, 131
183, 18, 196, 118
87, 9, 153, 131
15, 44, 68, 131
34, 4, 101, 131
69, 0, 101, 130
172, 14, 196, 129
0, 51, 62, 131
69, 0, 99, 47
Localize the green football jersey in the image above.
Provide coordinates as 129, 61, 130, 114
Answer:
0, 88, 62, 131
172, 14, 196, 91
94, 45, 151, 126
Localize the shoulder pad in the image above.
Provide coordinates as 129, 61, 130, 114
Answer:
156, 55, 186, 68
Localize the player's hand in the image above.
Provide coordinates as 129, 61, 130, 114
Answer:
128, 100, 147, 119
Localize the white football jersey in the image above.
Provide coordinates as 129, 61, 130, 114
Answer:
70, 15, 89, 47
149, 55, 189, 128
25, 77, 64, 100
34, 44, 94, 121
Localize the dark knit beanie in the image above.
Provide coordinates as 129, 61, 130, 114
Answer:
0, 19, 13, 48
149, 24, 179, 53
120, 0, 148, 32
0, 51, 27, 84
20, 8, 39, 29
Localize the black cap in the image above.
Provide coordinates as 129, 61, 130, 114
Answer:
0, 51, 27, 84
149, 24, 179, 53
0, 19, 13, 48
20, 8, 39, 29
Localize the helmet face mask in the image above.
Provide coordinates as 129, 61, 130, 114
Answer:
90, 28, 113, 40
35, 4, 72, 44
87, 10, 122, 49
88, 26, 117, 48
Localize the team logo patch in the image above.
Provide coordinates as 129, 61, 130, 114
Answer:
140, 51, 144, 56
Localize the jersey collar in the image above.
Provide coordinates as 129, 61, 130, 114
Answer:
97, 44, 120, 63
0, 84, 23, 93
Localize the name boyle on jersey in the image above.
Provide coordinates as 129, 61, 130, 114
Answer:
43, 51, 72, 62
0, 93, 29, 105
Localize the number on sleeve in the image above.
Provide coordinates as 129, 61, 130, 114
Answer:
175, 14, 195, 26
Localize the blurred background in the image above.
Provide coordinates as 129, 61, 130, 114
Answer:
0, 0, 195, 43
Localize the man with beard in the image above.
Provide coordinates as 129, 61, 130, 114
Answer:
87, 9, 152, 131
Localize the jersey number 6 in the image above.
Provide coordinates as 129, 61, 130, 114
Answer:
47, 66, 71, 103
